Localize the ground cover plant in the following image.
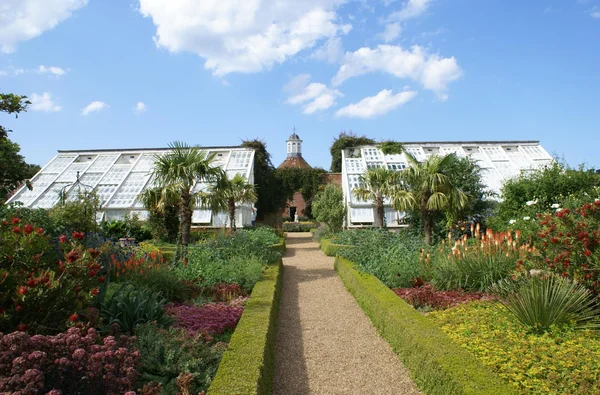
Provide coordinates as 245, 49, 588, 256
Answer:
335, 228, 424, 288
393, 284, 492, 311
430, 301, 600, 394
166, 297, 246, 338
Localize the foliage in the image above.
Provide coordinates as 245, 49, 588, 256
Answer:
0, 92, 30, 138
274, 166, 326, 218
165, 298, 245, 337
151, 141, 223, 246
201, 173, 257, 230
319, 238, 352, 257
135, 323, 223, 395
430, 301, 600, 394
0, 137, 40, 203
0, 205, 57, 235
489, 275, 600, 334
527, 201, 600, 293
112, 250, 198, 302
100, 213, 153, 242
353, 167, 399, 228
49, 191, 100, 234
377, 140, 404, 155
393, 284, 492, 311
138, 187, 180, 243
392, 152, 469, 244
336, 229, 424, 288
428, 229, 532, 292
311, 224, 334, 242
208, 262, 282, 395
0, 327, 139, 394
334, 257, 516, 394
329, 131, 375, 172
100, 284, 173, 334
312, 184, 346, 232
241, 139, 288, 222
282, 221, 317, 232
0, 223, 107, 334
489, 161, 600, 230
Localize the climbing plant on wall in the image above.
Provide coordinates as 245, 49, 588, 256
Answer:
329, 131, 375, 172
274, 167, 327, 218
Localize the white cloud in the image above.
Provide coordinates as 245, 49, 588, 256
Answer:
332, 44, 462, 100
30, 92, 61, 112
0, 0, 88, 53
378, 22, 402, 42
388, 0, 432, 22
37, 65, 67, 76
591, 6, 600, 18
134, 101, 147, 114
81, 101, 108, 116
138, 0, 351, 75
335, 89, 417, 119
311, 36, 344, 64
285, 74, 342, 114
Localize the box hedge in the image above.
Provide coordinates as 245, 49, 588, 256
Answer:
334, 257, 516, 395
207, 259, 283, 395
319, 238, 352, 257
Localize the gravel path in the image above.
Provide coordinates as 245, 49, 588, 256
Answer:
273, 233, 420, 395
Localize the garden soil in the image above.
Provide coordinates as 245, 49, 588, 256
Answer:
273, 233, 420, 394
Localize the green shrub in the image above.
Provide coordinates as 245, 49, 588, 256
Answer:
312, 184, 346, 232
319, 238, 351, 257
489, 275, 600, 334
208, 262, 282, 395
0, 205, 58, 235
100, 214, 152, 242
135, 323, 224, 394
430, 301, 600, 394
48, 192, 100, 234
119, 266, 197, 303
100, 284, 173, 334
282, 221, 317, 232
336, 229, 424, 288
335, 257, 515, 395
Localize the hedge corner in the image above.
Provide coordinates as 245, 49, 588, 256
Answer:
334, 257, 517, 395
207, 260, 283, 395
319, 238, 351, 257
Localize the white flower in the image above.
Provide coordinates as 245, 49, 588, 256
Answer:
509, 219, 517, 225
526, 199, 538, 206
523, 216, 531, 221
596, 198, 600, 202
551, 203, 560, 209
556, 208, 563, 213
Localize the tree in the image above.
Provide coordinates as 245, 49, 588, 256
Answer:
201, 173, 257, 230
312, 184, 346, 232
353, 168, 400, 228
151, 142, 224, 246
1, 93, 30, 138
329, 131, 375, 172
392, 153, 469, 245
138, 187, 180, 242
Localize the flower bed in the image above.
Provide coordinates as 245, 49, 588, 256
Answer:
393, 284, 493, 311
166, 298, 246, 338
429, 301, 600, 394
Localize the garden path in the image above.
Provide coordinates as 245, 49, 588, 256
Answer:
273, 233, 420, 394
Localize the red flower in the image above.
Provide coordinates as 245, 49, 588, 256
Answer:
23, 224, 34, 234
72, 231, 85, 240
97, 276, 106, 283
562, 272, 568, 278
594, 200, 600, 207
91, 288, 99, 296
69, 313, 78, 322
87, 248, 101, 259
14, 304, 23, 312
13, 226, 21, 234
17, 323, 27, 332
584, 249, 592, 257
1, 220, 7, 226
66, 250, 80, 263
18, 286, 28, 295
59, 235, 68, 243
11, 217, 21, 225
26, 279, 37, 287
36, 227, 44, 235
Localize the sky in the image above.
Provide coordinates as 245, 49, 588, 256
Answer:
1, 0, 599, 171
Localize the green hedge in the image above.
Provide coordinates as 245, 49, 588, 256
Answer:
319, 238, 352, 257
282, 222, 317, 232
268, 237, 286, 255
207, 260, 283, 395
334, 257, 517, 395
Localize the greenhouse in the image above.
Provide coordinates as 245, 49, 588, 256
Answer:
341, 140, 553, 227
6, 146, 255, 227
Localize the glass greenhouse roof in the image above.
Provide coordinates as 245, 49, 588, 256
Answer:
342, 140, 553, 226
7, 146, 255, 224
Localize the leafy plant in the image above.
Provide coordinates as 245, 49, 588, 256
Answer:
312, 184, 346, 232
100, 213, 152, 242
100, 284, 173, 334
428, 228, 531, 292
165, 299, 245, 337
353, 168, 399, 228
49, 191, 100, 234
200, 173, 257, 230
135, 323, 224, 394
489, 275, 600, 334
329, 131, 375, 172
0, 327, 139, 394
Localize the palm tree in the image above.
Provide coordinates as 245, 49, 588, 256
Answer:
201, 173, 257, 231
353, 167, 400, 228
151, 142, 224, 246
138, 186, 181, 242
392, 152, 469, 245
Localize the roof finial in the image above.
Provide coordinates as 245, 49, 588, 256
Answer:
292, 126, 296, 134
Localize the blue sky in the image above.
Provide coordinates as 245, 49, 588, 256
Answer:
1, 0, 599, 170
